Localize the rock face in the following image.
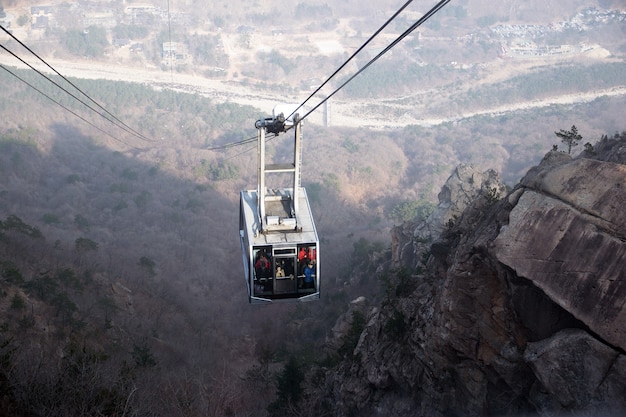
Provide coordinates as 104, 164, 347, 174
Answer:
391, 164, 506, 270
325, 296, 369, 352
327, 135, 626, 416
496, 158, 626, 350
524, 329, 626, 411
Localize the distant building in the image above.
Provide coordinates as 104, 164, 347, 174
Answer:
113, 38, 130, 47
125, 4, 161, 25
83, 12, 117, 29
31, 5, 53, 29
125, 5, 160, 16
32, 15, 49, 29
162, 42, 178, 58
162, 42, 190, 66
31, 6, 54, 16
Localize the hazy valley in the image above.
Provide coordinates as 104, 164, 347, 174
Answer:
0, 0, 625, 416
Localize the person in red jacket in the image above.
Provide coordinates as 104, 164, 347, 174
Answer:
255, 253, 271, 278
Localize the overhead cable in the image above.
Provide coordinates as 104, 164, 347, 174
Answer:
209, 0, 451, 151
205, 132, 280, 151
205, 135, 257, 151
222, 141, 259, 161
287, 0, 417, 122
0, 43, 148, 142
0, 25, 154, 143
0, 63, 139, 149
300, 0, 451, 122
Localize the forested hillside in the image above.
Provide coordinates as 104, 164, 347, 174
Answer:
1, 62, 625, 415
1, 0, 625, 415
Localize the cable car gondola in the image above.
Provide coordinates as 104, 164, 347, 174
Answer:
239, 107, 320, 303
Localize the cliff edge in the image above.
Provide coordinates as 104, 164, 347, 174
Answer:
327, 135, 626, 416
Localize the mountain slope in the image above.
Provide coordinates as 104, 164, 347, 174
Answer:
326, 133, 626, 416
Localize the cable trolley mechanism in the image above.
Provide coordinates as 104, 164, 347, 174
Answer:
239, 106, 320, 303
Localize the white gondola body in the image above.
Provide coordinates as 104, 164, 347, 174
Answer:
239, 112, 320, 303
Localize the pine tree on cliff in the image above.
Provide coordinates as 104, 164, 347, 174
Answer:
555, 125, 583, 154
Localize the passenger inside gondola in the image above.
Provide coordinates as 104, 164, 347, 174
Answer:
302, 261, 315, 289
283, 258, 295, 277
298, 247, 307, 262
297, 246, 309, 275
254, 252, 271, 278
254, 250, 273, 292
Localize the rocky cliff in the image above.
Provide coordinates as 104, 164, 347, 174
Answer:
326, 135, 626, 416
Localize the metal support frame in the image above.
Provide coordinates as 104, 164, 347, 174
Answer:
256, 115, 302, 233
258, 127, 267, 229
293, 120, 302, 216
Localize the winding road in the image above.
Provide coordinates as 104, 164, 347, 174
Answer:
2, 52, 625, 129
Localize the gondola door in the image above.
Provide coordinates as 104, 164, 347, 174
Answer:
272, 247, 298, 296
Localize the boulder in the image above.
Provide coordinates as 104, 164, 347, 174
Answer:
496, 158, 626, 350
524, 329, 626, 413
